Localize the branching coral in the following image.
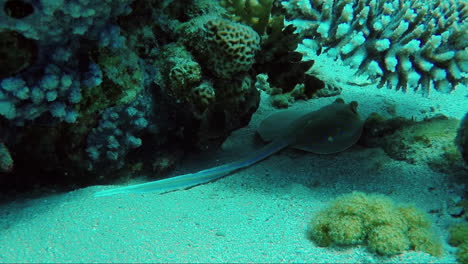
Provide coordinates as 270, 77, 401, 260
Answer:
282, 0, 468, 95
85, 94, 154, 171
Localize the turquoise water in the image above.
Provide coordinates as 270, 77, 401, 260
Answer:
0, 0, 466, 263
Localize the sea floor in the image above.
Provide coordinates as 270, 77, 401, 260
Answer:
0, 81, 466, 263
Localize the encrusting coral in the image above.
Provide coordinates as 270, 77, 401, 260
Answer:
308, 192, 443, 256
359, 113, 466, 175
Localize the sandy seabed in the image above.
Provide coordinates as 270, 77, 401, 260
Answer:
0, 75, 466, 263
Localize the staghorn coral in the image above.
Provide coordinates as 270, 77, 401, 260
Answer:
282, 0, 468, 95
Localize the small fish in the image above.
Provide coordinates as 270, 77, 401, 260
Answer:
94, 98, 364, 197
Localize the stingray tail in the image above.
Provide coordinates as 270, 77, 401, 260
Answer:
93, 139, 290, 197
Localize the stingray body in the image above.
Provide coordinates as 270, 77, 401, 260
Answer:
94, 99, 364, 197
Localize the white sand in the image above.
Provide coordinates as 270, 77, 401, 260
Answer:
0, 69, 466, 262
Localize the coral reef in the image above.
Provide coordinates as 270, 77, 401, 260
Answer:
161, 43, 204, 107
219, 1, 329, 107
0, 0, 266, 190
0, 0, 156, 189
0, 0, 133, 45
0, 0, 135, 125
180, 16, 261, 79
0, 62, 99, 124
309, 192, 443, 256
253, 21, 327, 108
85, 94, 155, 172
155, 13, 262, 149
282, 0, 468, 95
254, 24, 313, 91
0, 0, 462, 203
97, 44, 145, 105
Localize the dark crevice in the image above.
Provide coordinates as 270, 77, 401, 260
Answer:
4, 0, 34, 19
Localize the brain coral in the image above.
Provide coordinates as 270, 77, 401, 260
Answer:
282, 0, 468, 95
181, 17, 261, 79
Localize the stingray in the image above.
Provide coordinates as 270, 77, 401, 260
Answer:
94, 98, 364, 197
